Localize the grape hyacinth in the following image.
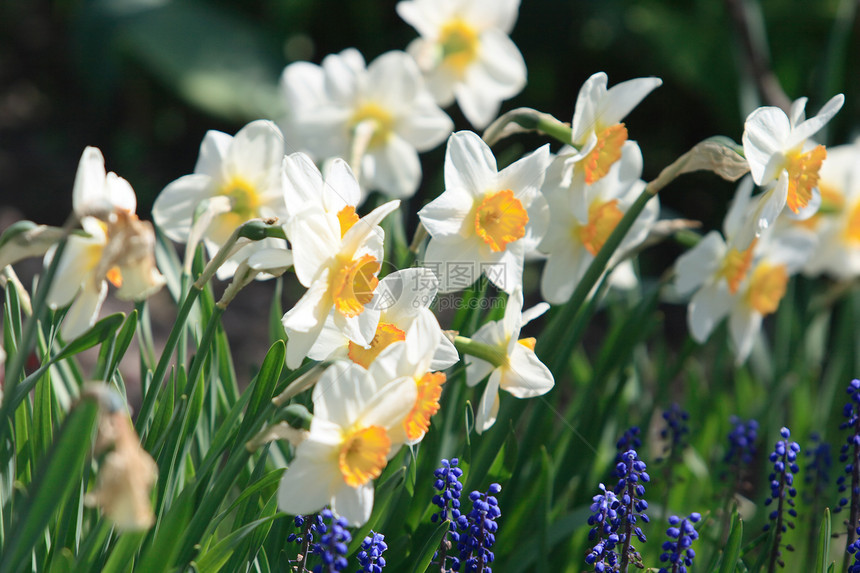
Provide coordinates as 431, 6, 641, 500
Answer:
287, 514, 325, 570
432, 458, 464, 571
837, 379, 860, 549
312, 509, 352, 573
804, 432, 832, 504
456, 484, 502, 573
658, 512, 701, 573
722, 416, 759, 499
616, 426, 642, 461
614, 449, 650, 571
724, 416, 759, 467
585, 483, 622, 572
357, 531, 388, 573
658, 404, 690, 463
763, 428, 800, 573
847, 526, 860, 573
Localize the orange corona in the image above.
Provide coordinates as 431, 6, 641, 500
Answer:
474, 189, 528, 252
584, 124, 627, 185
338, 425, 391, 487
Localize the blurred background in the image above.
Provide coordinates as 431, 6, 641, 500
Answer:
2, 0, 856, 227
0, 0, 857, 385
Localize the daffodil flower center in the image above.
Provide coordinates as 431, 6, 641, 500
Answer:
746, 262, 788, 315
404, 372, 446, 441
474, 189, 528, 252
338, 425, 391, 487
88, 219, 124, 288
577, 198, 624, 256
517, 337, 536, 351
583, 124, 627, 185
337, 205, 360, 238
331, 253, 380, 318
784, 145, 826, 213
221, 176, 260, 219
208, 176, 262, 244
439, 19, 479, 75
718, 241, 756, 295
351, 103, 395, 149
347, 321, 406, 368
844, 202, 860, 244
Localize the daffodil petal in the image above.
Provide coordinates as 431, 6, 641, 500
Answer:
786, 94, 844, 150
61, 281, 108, 340
278, 454, 339, 516
743, 107, 791, 185
444, 131, 497, 198
600, 76, 662, 129
332, 481, 374, 527
418, 187, 474, 238
688, 282, 732, 343
475, 369, 502, 434
369, 135, 422, 199
674, 232, 726, 296
503, 344, 554, 398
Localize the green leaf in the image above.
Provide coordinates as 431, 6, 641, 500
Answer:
410, 520, 450, 573
194, 515, 281, 573
99, 530, 146, 573
144, 374, 175, 453
215, 468, 284, 524
32, 373, 53, 464
815, 508, 831, 573
487, 424, 518, 483
54, 313, 125, 362
718, 511, 743, 573
136, 489, 193, 572
237, 341, 284, 440
105, 310, 138, 383
0, 398, 99, 573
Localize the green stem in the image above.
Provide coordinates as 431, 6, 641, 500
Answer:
453, 336, 506, 368
535, 115, 575, 147
186, 306, 224, 391
136, 283, 201, 436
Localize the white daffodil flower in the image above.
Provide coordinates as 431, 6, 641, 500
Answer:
277, 361, 417, 526
738, 94, 844, 247
368, 312, 449, 445
46, 147, 165, 340
308, 267, 459, 371
675, 176, 815, 352
539, 141, 659, 304
152, 120, 290, 279
790, 140, 860, 280
418, 130, 550, 294
465, 288, 554, 434
280, 49, 452, 200
281, 159, 400, 369
396, 0, 526, 128
674, 177, 762, 343
561, 72, 662, 189
727, 234, 815, 363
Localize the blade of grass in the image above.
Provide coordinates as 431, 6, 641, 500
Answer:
0, 397, 99, 573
